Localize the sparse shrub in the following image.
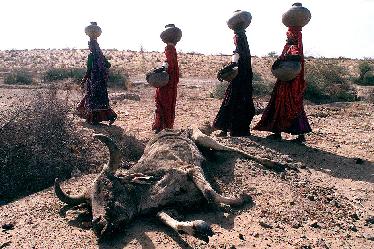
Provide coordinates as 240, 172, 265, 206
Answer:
359, 61, 372, 79
107, 70, 130, 89
367, 88, 374, 103
42, 68, 130, 89
211, 81, 229, 99
4, 70, 33, 85
355, 61, 374, 86
252, 71, 262, 82
253, 81, 272, 96
42, 68, 86, 82
267, 51, 278, 57
305, 62, 358, 103
362, 71, 374, 85
252, 71, 272, 96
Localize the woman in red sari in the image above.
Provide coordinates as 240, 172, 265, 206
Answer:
152, 26, 180, 133
254, 27, 311, 142
77, 39, 117, 125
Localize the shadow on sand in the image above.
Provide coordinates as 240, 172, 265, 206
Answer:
251, 135, 374, 183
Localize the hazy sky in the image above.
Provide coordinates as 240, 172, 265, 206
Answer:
1, 0, 373, 58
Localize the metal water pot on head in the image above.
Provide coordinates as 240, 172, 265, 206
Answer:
282, 2, 311, 28
160, 24, 182, 45
85, 22, 102, 39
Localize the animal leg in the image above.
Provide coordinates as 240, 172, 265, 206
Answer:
157, 210, 213, 243
189, 168, 251, 207
191, 127, 284, 170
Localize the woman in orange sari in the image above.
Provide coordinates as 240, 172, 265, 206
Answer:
254, 27, 311, 142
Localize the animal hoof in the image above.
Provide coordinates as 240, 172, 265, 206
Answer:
192, 220, 214, 243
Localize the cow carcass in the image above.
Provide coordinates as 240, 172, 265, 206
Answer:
55, 128, 281, 242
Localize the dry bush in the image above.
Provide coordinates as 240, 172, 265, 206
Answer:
305, 62, 358, 103
0, 87, 92, 201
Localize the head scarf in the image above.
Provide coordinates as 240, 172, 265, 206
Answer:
283, 27, 303, 58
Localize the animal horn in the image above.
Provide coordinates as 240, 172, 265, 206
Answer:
94, 134, 121, 172
54, 178, 87, 206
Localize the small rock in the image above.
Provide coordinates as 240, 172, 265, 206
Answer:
325, 195, 333, 202
355, 158, 364, 164
252, 232, 259, 238
349, 224, 358, 232
365, 216, 374, 225
1, 223, 14, 231
308, 220, 320, 228
280, 172, 286, 180
307, 194, 316, 201
330, 199, 340, 208
316, 238, 330, 249
363, 233, 374, 241
292, 221, 302, 229
259, 219, 273, 229
350, 212, 360, 221
238, 233, 245, 240
300, 245, 312, 249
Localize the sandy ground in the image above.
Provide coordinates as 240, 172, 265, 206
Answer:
0, 79, 373, 249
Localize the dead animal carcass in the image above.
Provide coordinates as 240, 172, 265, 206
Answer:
55, 128, 280, 242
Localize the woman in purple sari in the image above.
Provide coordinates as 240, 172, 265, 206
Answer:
77, 39, 117, 125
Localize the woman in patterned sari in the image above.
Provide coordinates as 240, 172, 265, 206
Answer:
77, 39, 117, 125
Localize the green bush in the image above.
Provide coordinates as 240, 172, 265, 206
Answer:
355, 61, 374, 86
253, 81, 272, 96
42, 68, 129, 88
359, 61, 372, 78
211, 81, 229, 99
107, 70, 129, 88
362, 71, 374, 85
4, 70, 33, 85
43, 68, 86, 82
305, 62, 358, 103
252, 71, 263, 82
